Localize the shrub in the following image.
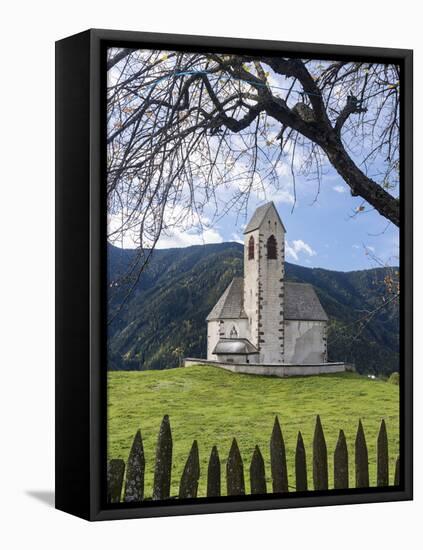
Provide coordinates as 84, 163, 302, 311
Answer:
387, 372, 400, 385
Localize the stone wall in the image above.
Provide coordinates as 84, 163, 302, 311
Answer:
212, 353, 260, 364
184, 358, 350, 378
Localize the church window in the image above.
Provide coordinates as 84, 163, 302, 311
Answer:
267, 235, 277, 259
230, 326, 238, 338
248, 236, 255, 260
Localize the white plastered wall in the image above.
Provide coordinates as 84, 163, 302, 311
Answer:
284, 320, 327, 364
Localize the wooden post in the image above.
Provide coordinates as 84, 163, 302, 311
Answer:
124, 430, 145, 502
270, 416, 288, 493
153, 415, 173, 500
226, 438, 245, 496
355, 419, 369, 488
250, 445, 267, 495
295, 431, 308, 492
394, 455, 400, 486
179, 440, 200, 499
107, 459, 125, 503
313, 415, 328, 490
377, 419, 389, 487
207, 446, 221, 498
334, 429, 349, 489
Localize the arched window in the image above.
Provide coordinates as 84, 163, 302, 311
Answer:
267, 235, 277, 259
230, 326, 238, 338
248, 236, 255, 260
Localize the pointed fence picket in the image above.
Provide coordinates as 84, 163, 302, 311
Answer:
334, 429, 349, 489
250, 445, 267, 495
355, 419, 370, 488
295, 431, 308, 492
107, 415, 400, 503
226, 438, 245, 496
207, 445, 221, 497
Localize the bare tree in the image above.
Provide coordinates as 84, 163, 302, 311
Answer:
107, 49, 399, 291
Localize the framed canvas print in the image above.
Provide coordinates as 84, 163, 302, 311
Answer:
55, 29, 413, 521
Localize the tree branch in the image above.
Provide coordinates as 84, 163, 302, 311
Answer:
335, 95, 368, 136
107, 48, 133, 70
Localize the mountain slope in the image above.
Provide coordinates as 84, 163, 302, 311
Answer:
107, 242, 399, 375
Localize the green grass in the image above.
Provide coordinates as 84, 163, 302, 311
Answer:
108, 366, 399, 497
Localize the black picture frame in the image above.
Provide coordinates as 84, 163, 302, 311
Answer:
55, 28, 413, 521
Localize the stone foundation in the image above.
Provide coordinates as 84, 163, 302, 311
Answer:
183, 358, 352, 378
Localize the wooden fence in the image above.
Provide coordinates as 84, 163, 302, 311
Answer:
107, 414, 400, 503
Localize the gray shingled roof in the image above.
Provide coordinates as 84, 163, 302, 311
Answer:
207, 278, 327, 322
206, 278, 247, 321
213, 338, 258, 355
243, 201, 286, 234
284, 282, 328, 321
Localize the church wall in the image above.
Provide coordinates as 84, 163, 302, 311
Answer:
243, 228, 260, 349
284, 320, 327, 364
256, 209, 285, 363
223, 318, 250, 340
207, 318, 250, 360
207, 320, 220, 360
214, 353, 260, 364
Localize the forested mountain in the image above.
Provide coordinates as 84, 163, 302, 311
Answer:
107, 242, 399, 376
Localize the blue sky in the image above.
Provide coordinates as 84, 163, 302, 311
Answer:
108, 162, 399, 273
223, 177, 398, 272
108, 171, 399, 273
133, 162, 399, 272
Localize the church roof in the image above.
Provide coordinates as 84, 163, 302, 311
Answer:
207, 279, 328, 322
206, 277, 247, 321
284, 282, 328, 321
213, 338, 258, 355
243, 201, 286, 234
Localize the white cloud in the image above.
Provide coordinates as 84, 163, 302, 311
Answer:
155, 226, 223, 249
333, 185, 347, 193
156, 205, 224, 248
243, 182, 294, 206
108, 212, 139, 249
286, 239, 317, 261
108, 205, 224, 250
272, 188, 295, 205
230, 233, 244, 244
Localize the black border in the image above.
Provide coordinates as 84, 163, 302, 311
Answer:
55, 29, 413, 521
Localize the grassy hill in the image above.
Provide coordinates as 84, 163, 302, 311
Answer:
108, 366, 399, 497
107, 242, 399, 376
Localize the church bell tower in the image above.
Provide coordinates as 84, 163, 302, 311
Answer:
243, 202, 286, 363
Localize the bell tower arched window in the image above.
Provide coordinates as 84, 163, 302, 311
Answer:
267, 235, 277, 259
230, 326, 238, 338
248, 236, 255, 260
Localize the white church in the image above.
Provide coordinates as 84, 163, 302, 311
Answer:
206, 202, 332, 368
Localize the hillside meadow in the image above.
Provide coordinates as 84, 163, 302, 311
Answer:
107, 366, 399, 497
